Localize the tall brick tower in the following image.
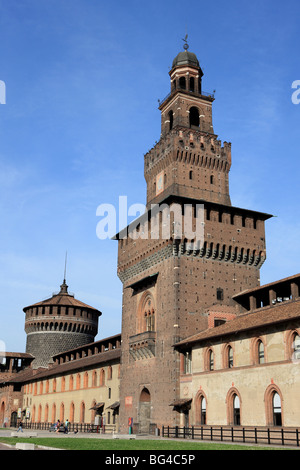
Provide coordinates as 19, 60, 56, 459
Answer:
117, 41, 272, 433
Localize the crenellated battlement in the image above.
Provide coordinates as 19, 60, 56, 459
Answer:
144, 128, 231, 174
144, 127, 232, 207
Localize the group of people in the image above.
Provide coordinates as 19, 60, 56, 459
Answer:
16, 416, 106, 434
53, 418, 69, 434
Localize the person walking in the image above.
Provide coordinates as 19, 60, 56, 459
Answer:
56, 419, 60, 433
17, 421, 23, 432
64, 419, 69, 434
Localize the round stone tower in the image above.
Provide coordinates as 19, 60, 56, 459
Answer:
24, 279, 102, 368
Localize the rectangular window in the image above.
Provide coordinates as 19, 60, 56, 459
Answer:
184, 350, 192, 374
216, 288, 224, 301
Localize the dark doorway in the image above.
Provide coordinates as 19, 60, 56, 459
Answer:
10, 412, 17, 427
139, 388, 151, 434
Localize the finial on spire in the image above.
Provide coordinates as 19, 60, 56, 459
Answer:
182, 33, 189, 50
64, 251, 67, 283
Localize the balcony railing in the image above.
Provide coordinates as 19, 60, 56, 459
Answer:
129, 331, 156, 361
158, 88, 215, 107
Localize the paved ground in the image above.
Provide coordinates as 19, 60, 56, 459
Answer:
0, 442, 14, 450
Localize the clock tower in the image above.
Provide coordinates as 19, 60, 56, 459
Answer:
117, 41, 272, 433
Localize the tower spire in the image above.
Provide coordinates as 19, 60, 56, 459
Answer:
59, 251, 68, 294
64, 251, 67, 283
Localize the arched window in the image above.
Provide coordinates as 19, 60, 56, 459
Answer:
205, 348, 214, 371
189, 107, 200, 127
76, 374, 81, 390
264, 384, 283, 426
38, 404, 42, 423
168, 110, 173, 131
145, 309, 155, 331
258, 340, 265, 364
292, 333, 300, 361
60, 402, 65, 422
51, 403, 56, 424
92, 370, 97, 387
137, 292, 156, 334
83, 372, 89, 388
209, 349, 214, 371
189, 77, 195, 92
195, 392, 207, 425
252, 338, 266, 364
179, 77, 186, 90
100, 369, 105, 386
226, 388, 241, 426
45, 404, 49, 423
224, 345, 234, 369
80, 401, 85, 423
273, 392, 282, 426
233, 395, 241, 425
228, 346, 233, 368
200, 397, 206, 424
70, 402, 75, 423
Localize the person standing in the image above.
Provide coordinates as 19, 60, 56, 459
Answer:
64, 419, 69, 434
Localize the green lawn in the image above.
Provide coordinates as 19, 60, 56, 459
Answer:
0, 437, 281, 451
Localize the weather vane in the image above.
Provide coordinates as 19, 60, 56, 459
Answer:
182, 34, 189, 50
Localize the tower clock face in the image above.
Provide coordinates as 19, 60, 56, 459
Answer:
156, 172, 164, 195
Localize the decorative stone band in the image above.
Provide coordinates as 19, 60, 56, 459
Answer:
118, 242, 266, 284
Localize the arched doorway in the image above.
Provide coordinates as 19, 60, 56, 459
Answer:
10, 411, 17, 427
139, 388, 151, 434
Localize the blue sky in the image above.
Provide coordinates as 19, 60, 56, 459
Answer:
0, 0, 299, 352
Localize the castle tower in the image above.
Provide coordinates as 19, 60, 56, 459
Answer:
24, 279, 101, 368
146, 42, 231, 207
117, 41, 272, 433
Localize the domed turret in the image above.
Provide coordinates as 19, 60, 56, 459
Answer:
172, 49, 200, 68
24, 279, 102, 368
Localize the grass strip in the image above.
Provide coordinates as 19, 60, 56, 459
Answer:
0, 437, 281, 451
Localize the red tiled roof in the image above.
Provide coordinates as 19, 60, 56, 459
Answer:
176, 299, 300, 348
23, 292, 101, 313
19, 348, 121, 382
